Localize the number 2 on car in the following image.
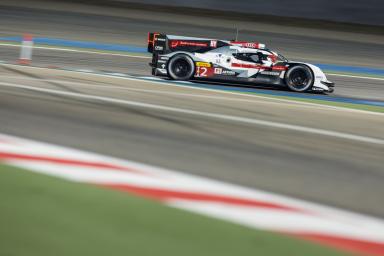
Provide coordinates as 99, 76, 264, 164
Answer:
195, 66, 208, 77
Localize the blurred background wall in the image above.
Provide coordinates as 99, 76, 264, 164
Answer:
92, 0, 384, 26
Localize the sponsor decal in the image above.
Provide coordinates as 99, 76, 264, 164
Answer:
154, 45, 163, 50
260, 71, 280, 76
210, 40, 217, 48
214, 68, 236, 76
232, 63, 287, 71
222, 70, 236, 76
214, 67, 222, 74
170, 40, 209, 48
230, 41, 264, 49
196, 62, 211, 67
272, 66, 288, 71
232, 63, 265, 69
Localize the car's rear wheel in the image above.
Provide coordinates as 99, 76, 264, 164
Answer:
167, 54, 195, 80
285, 65, 314, 92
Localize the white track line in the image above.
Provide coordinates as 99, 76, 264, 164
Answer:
328, 73, 384, 81
1, 63, 383, 116
0, 80, 383, 145
0, 42, 150, 59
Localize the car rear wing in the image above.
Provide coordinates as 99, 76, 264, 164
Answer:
147, 33, 167, 54
147, 32, 267, 54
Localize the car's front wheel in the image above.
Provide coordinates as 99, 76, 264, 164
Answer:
285, 65, 314, 92
167, 54, 195, 80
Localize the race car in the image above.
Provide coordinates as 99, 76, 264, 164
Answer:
148, 33, 334, 93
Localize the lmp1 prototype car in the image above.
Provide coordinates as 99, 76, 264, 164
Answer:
148, 33, 334, 93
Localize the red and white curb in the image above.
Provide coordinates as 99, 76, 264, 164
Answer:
0, 133, 383, 255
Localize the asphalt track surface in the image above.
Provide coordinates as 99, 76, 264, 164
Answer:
1, 65, 384, 218
0, 2, 383, 217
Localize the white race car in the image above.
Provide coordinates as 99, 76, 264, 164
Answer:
148, 33, 334, 93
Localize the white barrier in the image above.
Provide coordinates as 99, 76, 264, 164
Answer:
18, 34, 33, 65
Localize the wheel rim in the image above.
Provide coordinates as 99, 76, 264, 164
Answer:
288, 69, 311, 90
171, 58, 191, 78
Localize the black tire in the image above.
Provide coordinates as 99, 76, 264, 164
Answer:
284, 65, 314, 92
167, 54, 195, 80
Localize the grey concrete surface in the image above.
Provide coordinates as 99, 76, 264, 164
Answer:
0, 65, 383, 217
